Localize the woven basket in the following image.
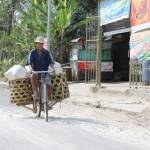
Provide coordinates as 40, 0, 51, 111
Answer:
51, 72, 70, 102
9, 72, 69, 107
9, 78, 33, 106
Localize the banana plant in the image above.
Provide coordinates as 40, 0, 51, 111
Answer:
51, 0, 78, 62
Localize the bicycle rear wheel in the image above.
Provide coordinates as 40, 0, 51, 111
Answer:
37, 84, 42, 117
45, 101, 48, 122
37, 100, 42, 118
43, 83, 48, 122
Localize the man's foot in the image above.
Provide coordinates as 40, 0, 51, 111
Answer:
41, 104, 53, 111
33, 104, 37, 113
48, 105, 53, 110
32, 91, 38, 113
33, 98, 38, 114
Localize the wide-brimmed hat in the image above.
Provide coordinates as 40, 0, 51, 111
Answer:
35, 36, 45, 43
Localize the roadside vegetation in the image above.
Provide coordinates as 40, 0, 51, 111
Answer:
0, 0, 97, 77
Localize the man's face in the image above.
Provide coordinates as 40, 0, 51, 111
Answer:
36, 42, 44, 50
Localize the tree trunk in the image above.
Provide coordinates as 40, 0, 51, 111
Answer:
5, 0, 19, 35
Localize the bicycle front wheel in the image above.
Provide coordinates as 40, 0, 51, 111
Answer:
37, 85, 42, 118
45, 100, 48, 122
43, 83, 48, 122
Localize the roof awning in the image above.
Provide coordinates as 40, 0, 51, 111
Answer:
71, 38, 83, 43
104, 28, 131, 37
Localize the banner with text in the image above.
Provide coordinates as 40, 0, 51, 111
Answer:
100, 0, 130, 25
131, 0, 150, 33
130, 30, 150, 61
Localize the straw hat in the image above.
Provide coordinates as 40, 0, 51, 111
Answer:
35, 36, 45, 43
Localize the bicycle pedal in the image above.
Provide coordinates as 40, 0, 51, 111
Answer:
41, 104, 53, 111
48, 106, 53, 110
33, 106, 37, 113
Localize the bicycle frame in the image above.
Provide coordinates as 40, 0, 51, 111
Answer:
32, 71, 50, 122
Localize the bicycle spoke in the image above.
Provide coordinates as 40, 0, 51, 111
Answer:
37, 85, 42, 117
45, 101, 48, 122
32, 72, 51, 122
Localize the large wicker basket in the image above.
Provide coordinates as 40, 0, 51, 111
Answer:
9, 78, 33, 106
51, 72, 70, 101
9, 72, 69, 106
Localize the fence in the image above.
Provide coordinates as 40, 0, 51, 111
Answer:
129, 60, 150, 88
85, 15, 98, 82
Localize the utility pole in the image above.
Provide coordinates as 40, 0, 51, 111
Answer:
47, 0, 54, 61
96, 0, 102, 86
47, 0, 51, 53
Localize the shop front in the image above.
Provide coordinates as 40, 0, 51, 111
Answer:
100, 0, 130, 81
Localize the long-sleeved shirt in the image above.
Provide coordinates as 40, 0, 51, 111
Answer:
29, 48, 54, 71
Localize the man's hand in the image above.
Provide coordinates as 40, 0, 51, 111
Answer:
53, 69, 56, 75
25, 65, 32, 74
29, 65, 33, 74
50, 64, 55, 75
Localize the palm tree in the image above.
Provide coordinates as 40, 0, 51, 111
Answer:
51, 0, 78, 62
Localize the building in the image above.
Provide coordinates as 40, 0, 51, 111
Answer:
97, 0, 150, 83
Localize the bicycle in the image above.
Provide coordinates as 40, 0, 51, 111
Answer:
32, 71, 53, 122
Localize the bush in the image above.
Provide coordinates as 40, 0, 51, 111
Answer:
0, 59, 14, 77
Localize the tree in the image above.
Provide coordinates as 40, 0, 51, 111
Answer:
0, 0, 98, 68
69, 0, 97, 38
0, 0, 20, 35
77, 0, 97, 13
49, 0, 78, 62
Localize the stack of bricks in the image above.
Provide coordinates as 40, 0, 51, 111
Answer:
9, 78, 33, 106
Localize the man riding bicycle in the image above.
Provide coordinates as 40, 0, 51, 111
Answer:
28, 36, 55, 113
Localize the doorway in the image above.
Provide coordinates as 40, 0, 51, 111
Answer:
112, 32, 130, 81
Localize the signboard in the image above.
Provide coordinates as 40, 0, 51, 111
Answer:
101, 62, 113, 72
131, 0, 150, 32
78, 61, 96, 70
130, 30, 150, 60
71, 48, 78, 60
78, 61, 113, 72
100, 0, 130, 25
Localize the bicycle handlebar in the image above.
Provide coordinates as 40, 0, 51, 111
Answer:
32, 71, 54, 74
